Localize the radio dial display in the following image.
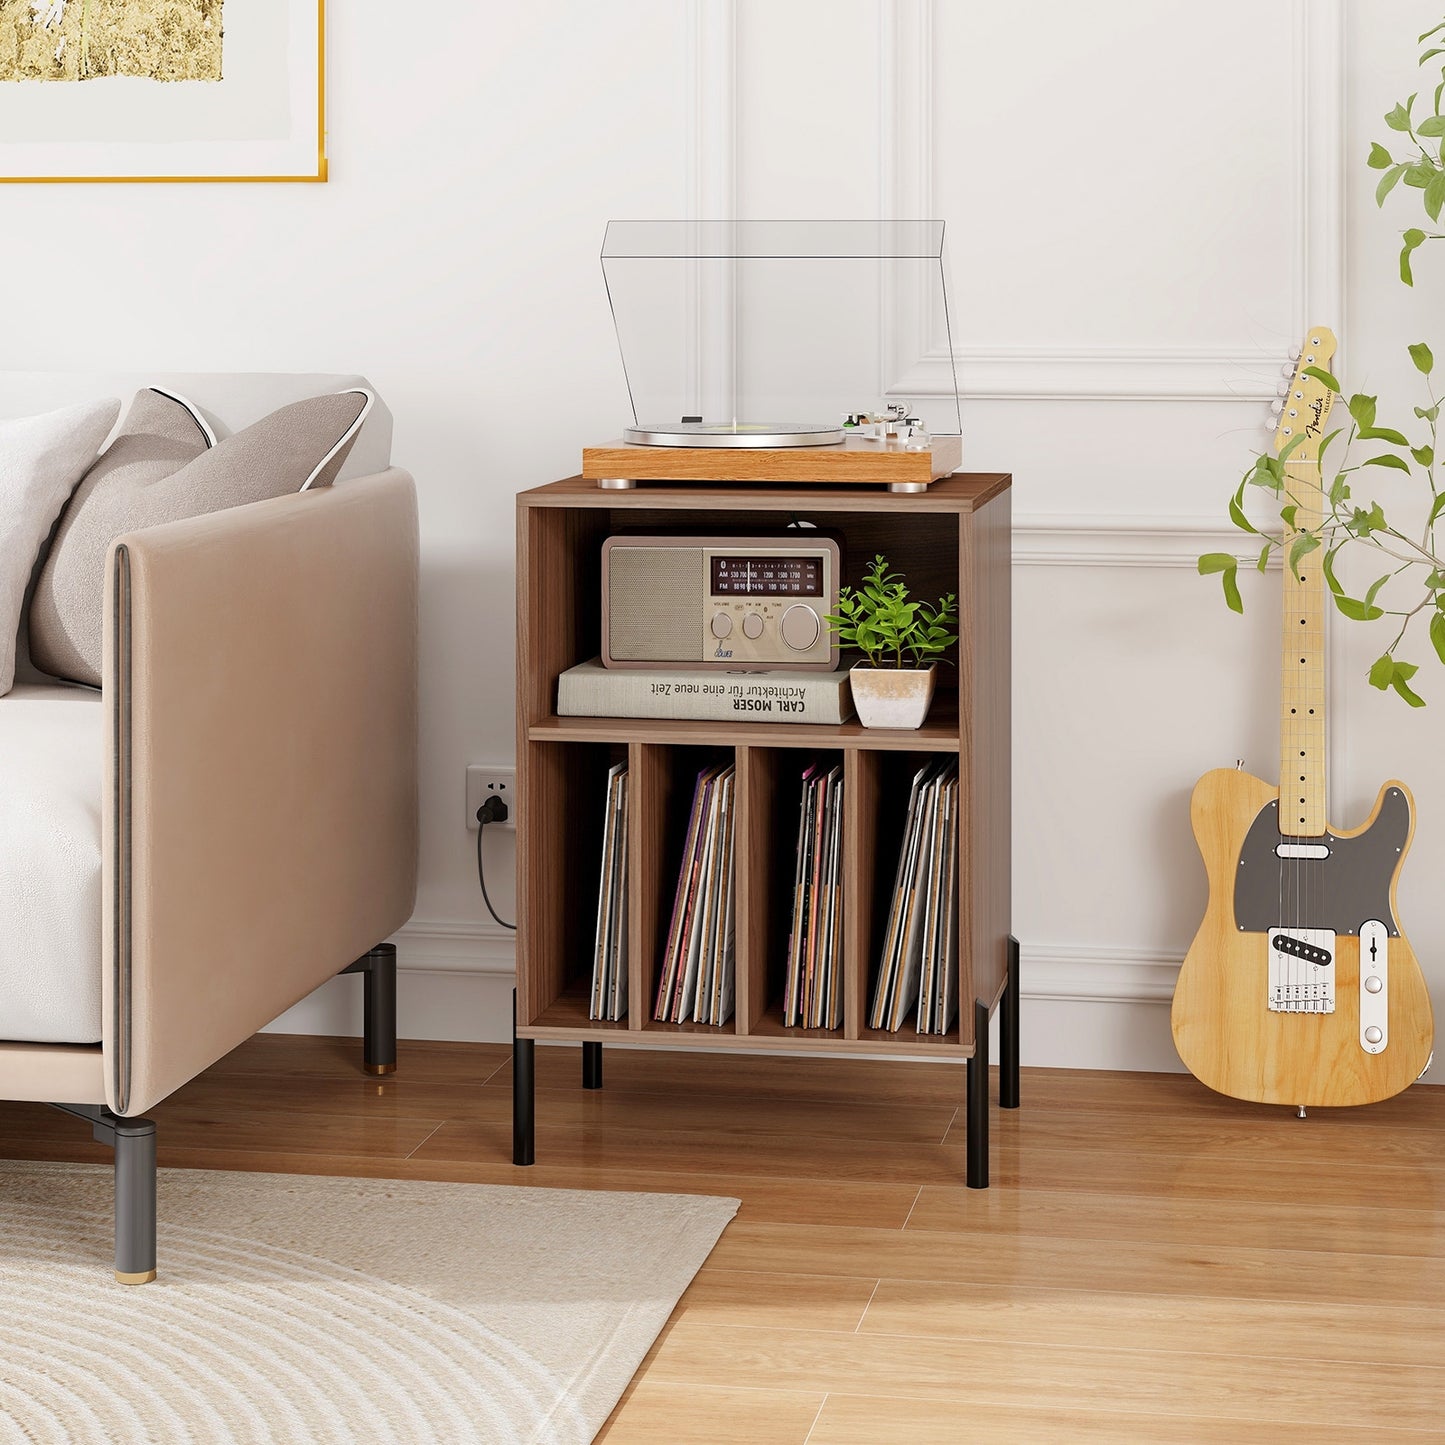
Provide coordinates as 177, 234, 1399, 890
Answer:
711, 556, 822, 597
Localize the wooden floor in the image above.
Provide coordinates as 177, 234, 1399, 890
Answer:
3, 1037, 1445, 1441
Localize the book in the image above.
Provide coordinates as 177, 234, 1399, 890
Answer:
657, 762, 737, 1026
589, 763, 629, 1021
783, 760, 845, 1030
558, 658, 854, 726
870, 760, 959, 1033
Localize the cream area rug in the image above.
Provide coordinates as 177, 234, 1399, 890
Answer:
0, 1163, 738, 1444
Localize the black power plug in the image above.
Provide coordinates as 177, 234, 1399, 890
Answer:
475, 797, 516, 929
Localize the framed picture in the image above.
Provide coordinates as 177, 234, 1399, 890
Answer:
0, 0, 324, 183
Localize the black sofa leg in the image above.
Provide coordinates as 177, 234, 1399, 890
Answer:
1000, 934, 1021, 1110
110, 1114, 157, 1285
513, 989, 535, 1166
582, 1041, 602, 1090
343, 944, 398, 1076
48, 1104, 158, 1284
966, 996, 990, 1190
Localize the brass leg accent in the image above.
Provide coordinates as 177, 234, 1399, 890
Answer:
115, 1269, 157, 1286
364, 1062, 397, 1077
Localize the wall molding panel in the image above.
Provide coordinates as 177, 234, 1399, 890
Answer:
880, 0, 1345, 401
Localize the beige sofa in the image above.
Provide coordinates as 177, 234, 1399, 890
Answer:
1, 374, 419, 1283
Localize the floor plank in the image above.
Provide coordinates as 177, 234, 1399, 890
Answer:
7, 1037, 1445, 1438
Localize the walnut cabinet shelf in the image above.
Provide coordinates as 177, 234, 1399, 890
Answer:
511, 474, 1019, 1187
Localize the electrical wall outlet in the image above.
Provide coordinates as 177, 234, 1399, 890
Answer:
466, 765, 517, 830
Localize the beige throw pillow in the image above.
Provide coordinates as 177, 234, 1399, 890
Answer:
0, 397, 121, 698
30, 388, 373, 688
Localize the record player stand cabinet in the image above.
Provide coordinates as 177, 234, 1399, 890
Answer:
511, 474, 1017, 1188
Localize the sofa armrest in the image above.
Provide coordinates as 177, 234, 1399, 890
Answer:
102, 470, 419, 1116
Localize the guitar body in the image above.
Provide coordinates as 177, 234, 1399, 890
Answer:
1172, 767, 1434, 1107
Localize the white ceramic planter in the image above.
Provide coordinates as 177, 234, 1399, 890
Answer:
849, 663, 938, 729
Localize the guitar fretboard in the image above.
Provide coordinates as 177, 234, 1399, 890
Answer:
1279, 458, 1327, 838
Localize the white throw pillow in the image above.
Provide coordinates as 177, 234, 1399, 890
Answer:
0, 398, 120, 697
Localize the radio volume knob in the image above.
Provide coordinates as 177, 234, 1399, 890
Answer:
780, 604, 821, 652
710, 612, 733, 639
742, 612, 765, 640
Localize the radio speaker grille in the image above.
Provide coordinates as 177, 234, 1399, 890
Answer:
608, 547, 701, 660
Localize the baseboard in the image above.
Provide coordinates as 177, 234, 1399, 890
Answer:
264, 925, 1440, 1083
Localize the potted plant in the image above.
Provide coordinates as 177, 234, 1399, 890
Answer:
826, 554, 958, 728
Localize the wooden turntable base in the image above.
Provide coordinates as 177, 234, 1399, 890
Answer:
581, 434, 963, 491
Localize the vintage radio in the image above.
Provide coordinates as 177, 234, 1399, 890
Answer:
601, 535, 841, 671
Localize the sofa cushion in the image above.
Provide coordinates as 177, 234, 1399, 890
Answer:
0, 683, 104, 1045
0, 398, 119, 698
28, 389, 212, 687
29, 387, 373, 688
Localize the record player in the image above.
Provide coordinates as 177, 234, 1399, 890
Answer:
583, 220, 963, 493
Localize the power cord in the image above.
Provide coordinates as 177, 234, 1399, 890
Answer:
475, 798, 516, 930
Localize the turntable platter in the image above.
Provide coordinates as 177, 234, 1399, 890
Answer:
623, 421, 844, 448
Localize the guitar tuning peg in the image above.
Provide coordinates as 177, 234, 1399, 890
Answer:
1282, 363, 1298, 377
1269, 398, 1284, 414
1289, 345, 1302, 361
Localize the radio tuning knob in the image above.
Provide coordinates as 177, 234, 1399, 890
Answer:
780, 604, 821, 651
742, 612, 765, 640
710, 612, 733, 639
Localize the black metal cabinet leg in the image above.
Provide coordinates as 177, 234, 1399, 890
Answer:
513, 989, 535, 1166
582, 1041, 603, 1090
966, 997, 990, 1189
109, 1114, 157, 1284
1000, 935, 1020, 1110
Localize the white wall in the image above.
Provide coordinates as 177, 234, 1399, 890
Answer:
10, 2, 1443, 1072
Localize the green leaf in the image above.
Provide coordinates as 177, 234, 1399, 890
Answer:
1318, 428, 1344, 468
1404, 162, 1436, 188
1300, 365, 1340, 391
1393, 661, 1427, 707
1427, 170, 1445, 221
1365, 574, 1391, 609
1424, 46, 1445, 63
1368, 141, 1395, 168
1348, 393, 1379, 431
1421, 22, 1445, 41
1337, 596, 1387, 622
1431, 493, 1445, 527
1328, 473, 1352, 508
1359, 426, 1411, 445
1277, 431, 1309, 463
1427, 568, 1445, 589
1363, 453, 1412, 471
1198, 553, 1242, 614
1402, 228, 1428, 286
1410, 341, 1436, 375
1378, 163, 1411, 206
1369, 654, 1396, 690
1386, 100, 1415, 131
1228, 482, 1258, 535
1288, 533, 1320, 579
1280, 504, 1299, 530
1432, 611, 1445, 665
1420, 115, 1445, 137
1416, 403, 1441, 421
1412, 444, 1435, 466
1322, 545, 1345, 597
1257, 542, 1271, 573
1351, 501, 1390, 536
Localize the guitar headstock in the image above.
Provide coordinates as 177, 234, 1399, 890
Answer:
1271, 326, 1338, 457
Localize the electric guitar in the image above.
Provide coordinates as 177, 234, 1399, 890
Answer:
1171, 327, 1435, 1108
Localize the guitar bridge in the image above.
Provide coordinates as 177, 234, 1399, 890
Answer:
1268, 926, 1336, 1013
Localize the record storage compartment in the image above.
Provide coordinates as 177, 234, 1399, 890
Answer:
514, 473, 1017, 1185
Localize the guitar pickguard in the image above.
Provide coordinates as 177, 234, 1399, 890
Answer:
1234, 788, 1410, 937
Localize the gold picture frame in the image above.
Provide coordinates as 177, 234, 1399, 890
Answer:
0, 0, 326, 183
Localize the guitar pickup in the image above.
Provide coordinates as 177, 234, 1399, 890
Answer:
1270, 934, 1333, 967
